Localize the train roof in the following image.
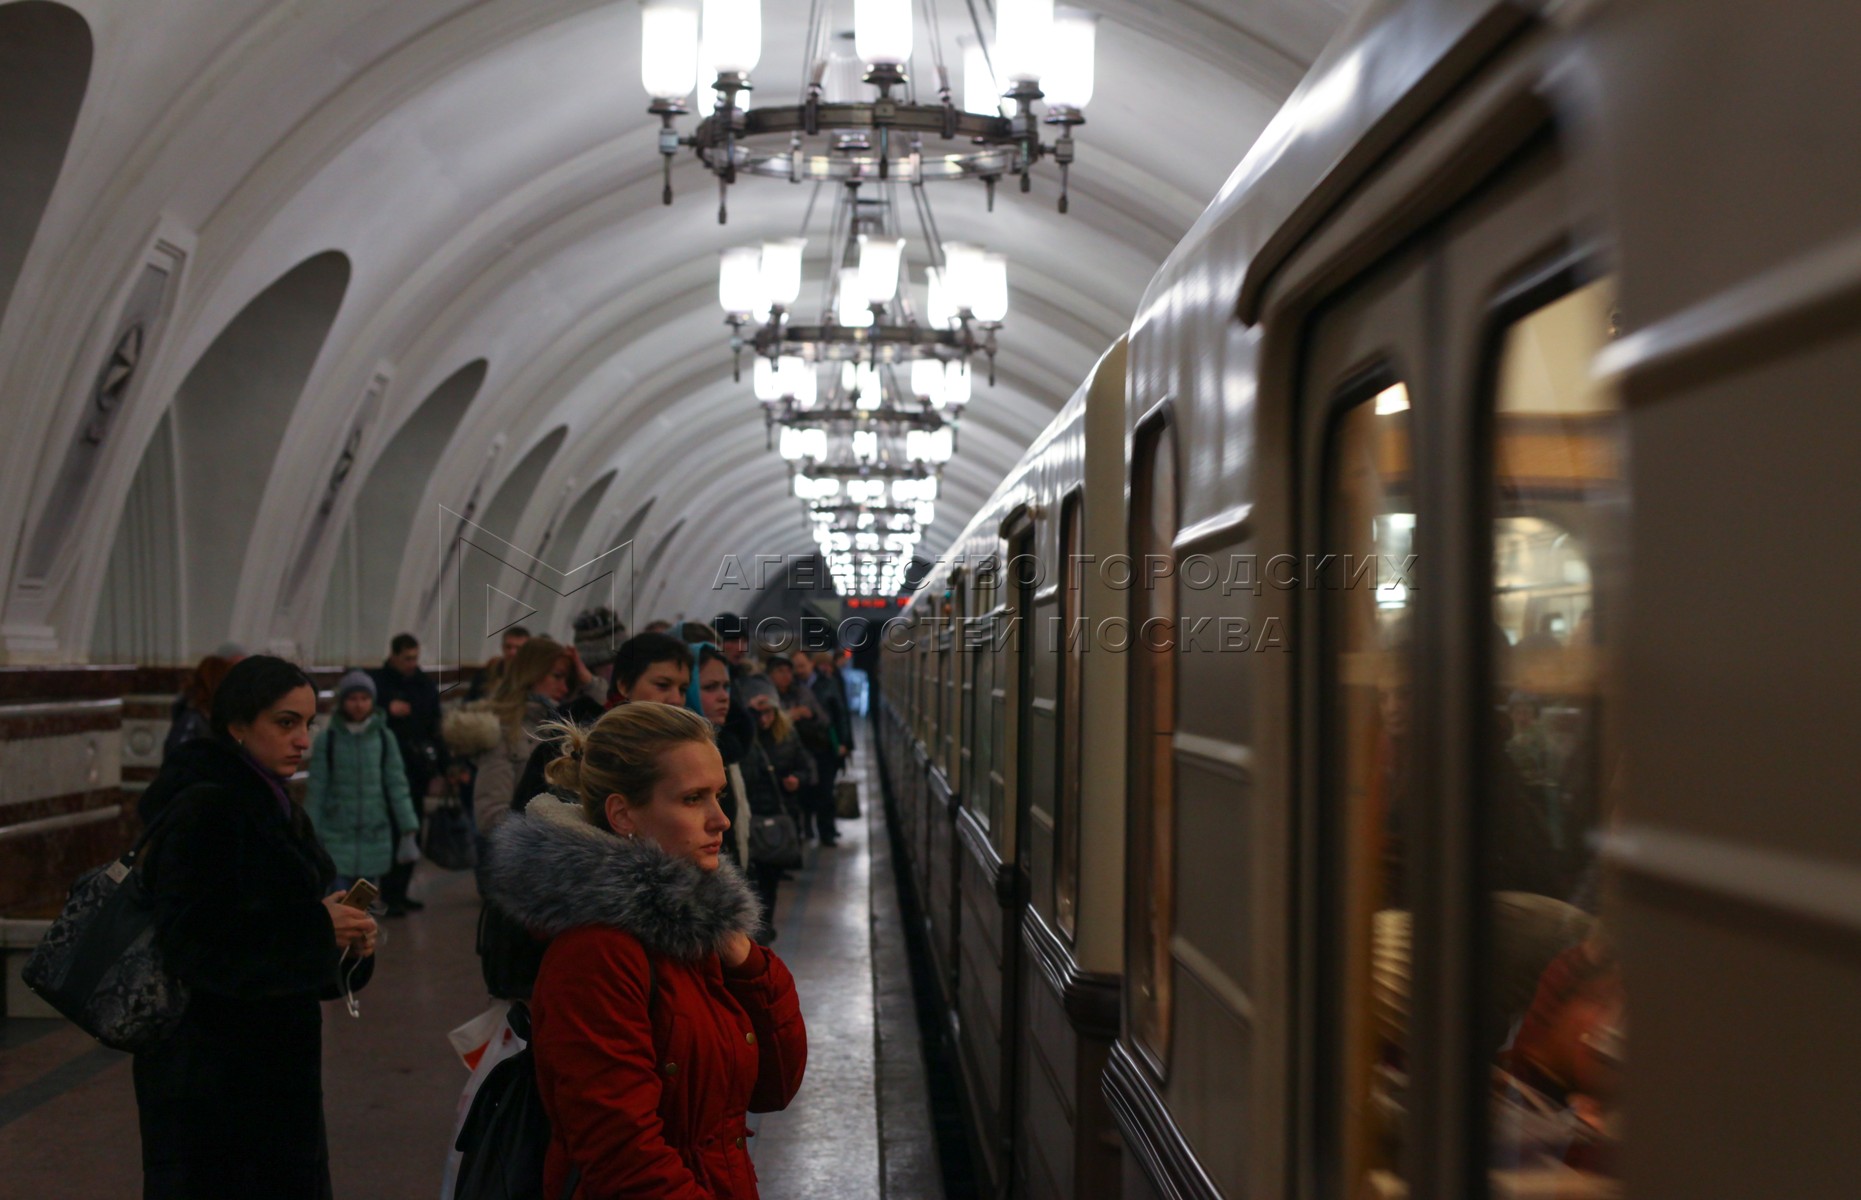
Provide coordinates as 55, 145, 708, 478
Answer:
1137, 0, 1539, 335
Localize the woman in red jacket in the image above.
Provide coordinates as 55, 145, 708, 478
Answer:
486, 702, 807, 1198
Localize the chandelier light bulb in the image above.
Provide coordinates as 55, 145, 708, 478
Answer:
958, 34, 998, 115
941, 242, 983, 312
859, 235, 906, 304
971, 252, 1010, 322
837, 267, 873, 327
853, 430, 879, 458
924, 267, 956, 328
854, 0, 914, 67
778, 426, 806, 461
641, 3, 700, 100
995, 0, 1054, 85
759, 237, 806, 307
1043, 7, 1098, 109
718, 245, 763, 315
855, 363, 884, 410
913, 500, 936, 525
944, 359, 973, 407
752, 356, 781, 401
911, 358, 947, 404
778, 356, 816, 406
701, 0, 761, 79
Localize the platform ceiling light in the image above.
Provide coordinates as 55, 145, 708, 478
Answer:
716, 187, 1010, 392
641, 0, 1097, 220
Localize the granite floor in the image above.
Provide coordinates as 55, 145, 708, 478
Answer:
0, 728, 944, 1200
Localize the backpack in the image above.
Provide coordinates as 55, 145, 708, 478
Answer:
477, 899, 550, 1001
452, 963, 657, 1200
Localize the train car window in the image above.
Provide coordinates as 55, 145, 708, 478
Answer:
969, 562, 995, 826
1484, 279, 1625, 1192
1327, 379, 1415, 1198
952, 569, 967, 796
928, 610, 942, 766
949, 576, 965, 791
1129, 419, 1177, 1069
1056, 493, 1085, 940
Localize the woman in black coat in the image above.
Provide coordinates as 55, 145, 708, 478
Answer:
133, 656, 378, 1200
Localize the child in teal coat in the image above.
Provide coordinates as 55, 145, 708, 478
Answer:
307, 670, 420, 913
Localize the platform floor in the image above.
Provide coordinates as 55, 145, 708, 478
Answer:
0, 730, 944, 1199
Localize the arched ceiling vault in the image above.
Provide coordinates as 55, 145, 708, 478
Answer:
0, 0, 1366, 662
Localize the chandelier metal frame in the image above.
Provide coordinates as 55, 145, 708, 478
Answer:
642, 0, 1098, 224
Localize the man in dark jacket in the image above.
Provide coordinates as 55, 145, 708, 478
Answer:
370, 633, 445, 911
713, 612, 754, 683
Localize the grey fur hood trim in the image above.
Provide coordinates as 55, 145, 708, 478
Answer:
486, 799, 760, 960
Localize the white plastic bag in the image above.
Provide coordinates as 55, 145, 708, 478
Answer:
396, 830, 422, 865
439, 1001, 524, 1199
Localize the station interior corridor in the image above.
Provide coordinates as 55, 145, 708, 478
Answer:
0, 729, 945, 1200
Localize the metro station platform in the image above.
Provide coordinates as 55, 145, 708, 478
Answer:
0, 730, 948, 1200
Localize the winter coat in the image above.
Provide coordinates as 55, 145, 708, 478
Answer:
465, 696, 559, 835
370, 660, 446, 791
487, 801, 807, 1199
752, 726, 815, 816
132, 737, 373, 1200
161, 693, 210, 761
810, 668, 855, 752
305, 711, 419, 879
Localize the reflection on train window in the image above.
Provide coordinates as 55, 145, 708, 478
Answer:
948, 575, 965, 792
1056, 494, 1085, 940
1328, 379, 1413, 1199
1485, 279, 1624, 1195
1129, 419, 1176, 1069
971, 562, 996, 829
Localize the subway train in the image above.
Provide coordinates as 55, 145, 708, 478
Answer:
874, 1, 1861, 1199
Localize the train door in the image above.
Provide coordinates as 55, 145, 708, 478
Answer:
1298, 242, 1432, 1200
1297, 132, 1622, 1200
1005, 520, 1039, 1198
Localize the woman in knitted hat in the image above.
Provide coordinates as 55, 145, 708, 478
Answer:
306, 669, 421, 915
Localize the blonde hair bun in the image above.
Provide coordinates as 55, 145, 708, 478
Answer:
539, 703, 715, 830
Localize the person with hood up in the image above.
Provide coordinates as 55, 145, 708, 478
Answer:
132, 655, 378, 1200
306, 670, 422, 915
486, 702, 807, 1198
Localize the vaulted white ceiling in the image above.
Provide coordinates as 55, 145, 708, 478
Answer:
0, 0, 1362, 665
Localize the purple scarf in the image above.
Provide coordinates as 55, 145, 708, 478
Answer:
237, 746, 294, 820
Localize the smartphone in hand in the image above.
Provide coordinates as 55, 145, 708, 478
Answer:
340, 879, 379, 911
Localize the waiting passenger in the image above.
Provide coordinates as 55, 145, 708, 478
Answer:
160, 650, 238, 765
741, 675, 814, 936
789, 649, 843, 847
714, 612, 753, 681
689, 642, 757, 873
764, 655, 831, 843
133, 655, 377, 1200
485, 703, 807, 1197
467, 625, 531, 701
568, 606, 627, 720
463, 636, 572, 836
508, 633, 696, 817
305, 670, 421, 914
371, 633, 449, 913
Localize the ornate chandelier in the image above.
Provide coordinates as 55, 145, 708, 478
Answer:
718, 180, 1009, 384
639, 0, 1100, 222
